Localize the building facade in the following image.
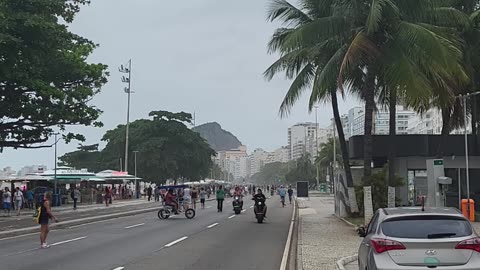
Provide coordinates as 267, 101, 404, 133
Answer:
288, 122, 318, 160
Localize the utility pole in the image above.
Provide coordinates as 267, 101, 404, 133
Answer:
54, 133, 58, 203
119, 60, 132, 173
333, 122, 337, 194
315, 106, 320, 190
133, 151, 139, 199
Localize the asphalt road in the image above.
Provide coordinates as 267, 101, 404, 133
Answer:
0, 196, 292, 270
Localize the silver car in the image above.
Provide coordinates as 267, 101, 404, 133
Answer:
357, 207, 480, 270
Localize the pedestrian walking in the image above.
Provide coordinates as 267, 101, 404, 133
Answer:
3, 187, 11, 216
13, 187, 24, 216
147, 185, 153, 202
199, 187, 207, 209
73, 187, 81, 210
191, 187, 198, 209
39, 192, 58, 248
104, 186, 111, 207
26, 189, 34, 209
216, 185, 225, 212
183, 186, 191, 210
154, 186, 160, 202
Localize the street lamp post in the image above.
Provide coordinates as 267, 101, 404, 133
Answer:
119, 60, 133, 173
459, 91, 480, 216
133, 150, 139, 199
53, 133, 60, 206
315, 106, 320, 191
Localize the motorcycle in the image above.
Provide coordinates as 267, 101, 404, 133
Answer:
158, 205, 195, 219
253, 197, 266, 223
232, 196, 243, 215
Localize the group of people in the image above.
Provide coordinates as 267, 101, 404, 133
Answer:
1, 186, 35, 216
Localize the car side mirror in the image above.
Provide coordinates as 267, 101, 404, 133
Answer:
357, 225, 367, 237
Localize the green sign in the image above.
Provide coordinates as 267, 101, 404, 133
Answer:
433, 160, 444, 166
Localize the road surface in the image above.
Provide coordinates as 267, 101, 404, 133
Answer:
0, 197, 292, 270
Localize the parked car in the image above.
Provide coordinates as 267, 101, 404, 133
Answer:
357, 207, 480, 269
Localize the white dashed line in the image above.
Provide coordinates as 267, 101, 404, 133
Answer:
241, 209, 246, 213
124, 223, 145, 229
207, 223, 219, 228
50, 236, 87, 246
228, 215, 236, 219
249, 205, 254, 208
112, 267, 125, 270
165, 236, 188, 247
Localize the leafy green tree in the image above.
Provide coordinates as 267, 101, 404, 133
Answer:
315, 137, 342, 183
0, 0, 108, 150
58, 144, 104, 172
285, 154, 316, 184
251, 161, 295, 184
60, 111, 216, 184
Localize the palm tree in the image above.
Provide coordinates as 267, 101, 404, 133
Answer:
315, 137, 342, 184
265, 0, 361, 214
337, 0, 467, 185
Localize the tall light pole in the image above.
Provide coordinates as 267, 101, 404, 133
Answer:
119, 60, 132, 173
315, 106, 320, 190
459, 90, 480, 216
333, 120, 337, 194
133, 150, 139, 199
53, 133, 60, 205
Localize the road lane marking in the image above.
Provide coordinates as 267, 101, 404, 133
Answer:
68, 219, 113, 229
241, 209, 246, 213
249, 206, 253, 208
165, 236, 188, 247
206, 206, 212, 209
112, 267, 125, 270
280, 197, 296, 270
207, 223, 219, 228
50, 236, 87, 246
124, 223, 145, 229
228, 215, 236, 219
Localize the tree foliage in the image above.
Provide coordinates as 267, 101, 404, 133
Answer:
60, 111, 216, 184
251, 161, 294, 184
0, 0, 108, 151
285, 154, 316, 184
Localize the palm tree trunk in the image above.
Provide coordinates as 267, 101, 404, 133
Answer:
388, 87, 396, 186
363, 72, 376, 185
331, 89, 356, 214
436, 108, 451, 158
331, 89, 354, 188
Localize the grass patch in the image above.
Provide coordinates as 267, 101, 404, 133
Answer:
344, 216, 364, 226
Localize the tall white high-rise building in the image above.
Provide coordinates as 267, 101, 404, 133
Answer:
288, 122, 318, 160
407, 108, 471, 135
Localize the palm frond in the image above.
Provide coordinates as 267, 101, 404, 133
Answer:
264, 48, 312, 81
279, 63, 316, 117
429, 7, 470, 28
267, 0, 312, 26
302, 0, 334, 18
309, 45, 347, 110
267, 28, 296, 54
366, 0, 399, 34
337, 30, 379, 90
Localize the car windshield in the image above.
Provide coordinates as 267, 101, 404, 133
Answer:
381, 216, 472, 239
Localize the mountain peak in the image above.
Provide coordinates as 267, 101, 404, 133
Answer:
193, 122, 242, 152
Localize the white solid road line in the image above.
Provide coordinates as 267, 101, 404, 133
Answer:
165, 236, 188, 247
112, 267, 125, 270
279, 197, 296, 270
50, 236, 87, 246
124, 223, 145, 229
228, 215, 236, 219
207, 223, 219, 228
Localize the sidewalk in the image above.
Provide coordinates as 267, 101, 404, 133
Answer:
0, 199, 158, 233
297, 195, 360, 270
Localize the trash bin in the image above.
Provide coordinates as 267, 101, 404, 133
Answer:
461, 199, 475, 222
319, 183, 327, 193
52, 194, 61, 207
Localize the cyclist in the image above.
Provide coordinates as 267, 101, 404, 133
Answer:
278, 185, 287, 206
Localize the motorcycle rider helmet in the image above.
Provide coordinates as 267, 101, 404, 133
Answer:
257, 188, 262, 194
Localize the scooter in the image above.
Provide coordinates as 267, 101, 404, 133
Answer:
253, 197, 266, 223
232, 196, 243, 215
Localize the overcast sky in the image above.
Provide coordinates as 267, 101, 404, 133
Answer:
0, 0, 359, 171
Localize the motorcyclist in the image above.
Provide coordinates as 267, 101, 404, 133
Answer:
164, 188, 179, 214
252, 188, 267, 217
233, 186, 244, 208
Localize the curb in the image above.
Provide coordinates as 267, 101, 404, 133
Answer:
338, 216, 356, 227
336, 254, 358, 270
0, 207, 159, 238
280, 196, 297, 270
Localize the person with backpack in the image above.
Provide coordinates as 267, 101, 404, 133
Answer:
38, 192, 58, 248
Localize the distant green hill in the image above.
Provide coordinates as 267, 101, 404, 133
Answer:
193, 122, 242, 152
